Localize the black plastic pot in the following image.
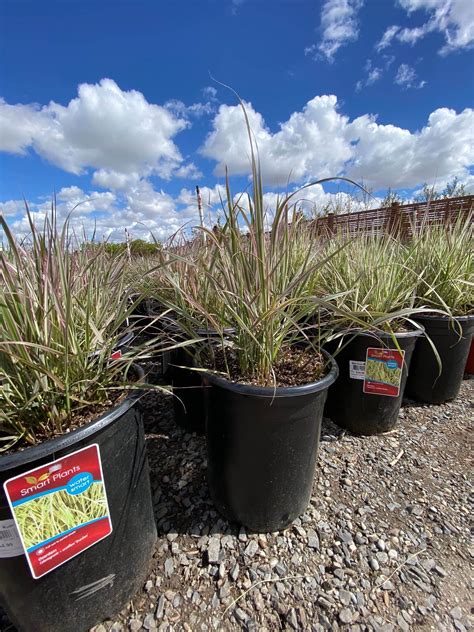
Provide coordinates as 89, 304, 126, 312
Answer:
202, 352, 338, 532
405, 314, 474, 404
171, 327, 235, 435
145, 302, 180, 377
324, 327, 422, 435
0, 370, 156, 632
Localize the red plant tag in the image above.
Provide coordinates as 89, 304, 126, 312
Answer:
363, 347, 405, 397
3, 444, 112, 579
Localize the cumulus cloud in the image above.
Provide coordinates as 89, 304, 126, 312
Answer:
346, 106, 474, 188
317, 0, 364, 61
92, 170, 141, 190
0, 79, 188, 180
375, 0, 474, 55
0, 99, 46, 154
202, 96, 474, 191
174, 163, 204, 180
394, 63, 427, 88
201, 96, 352, 186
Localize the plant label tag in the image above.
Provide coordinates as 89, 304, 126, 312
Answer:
3, 444, 112, 579
0, 519, 24, 558
349, 360, 365, 380
363, 348, 405, 397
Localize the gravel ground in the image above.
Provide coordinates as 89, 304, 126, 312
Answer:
2, 377, 472, 632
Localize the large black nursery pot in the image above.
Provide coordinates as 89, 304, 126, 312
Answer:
0, 368, 156, 632
324, 327, 422, 435
202, 351, 338, 533
405, 313, 474, 404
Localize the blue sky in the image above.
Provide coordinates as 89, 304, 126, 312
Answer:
1, 0, 473, 241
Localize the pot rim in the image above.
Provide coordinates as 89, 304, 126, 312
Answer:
413, 312, 474, 323
201, 349, 338, 398
0, 364, 145, 472
335, 322, 425, 340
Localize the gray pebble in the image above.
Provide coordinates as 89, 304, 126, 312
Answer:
370, 558, 380, 571
339, 608, 354, 624
164, 558, 174, 577
244, 540, 259, 558
450, 607, 462, 620
207, 537, 221, 564
142, 614, 156, 630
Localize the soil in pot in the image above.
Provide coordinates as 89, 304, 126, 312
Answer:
405, 314, 474, 404
201, 349, 338, 533
0, 377, 156, 632
323, 327, 422, 435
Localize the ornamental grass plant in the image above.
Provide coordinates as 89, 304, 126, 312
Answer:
315, 231, 423, 335
0, 206, 182, 451
158, 88, 362, 386
409, 214, 473, 315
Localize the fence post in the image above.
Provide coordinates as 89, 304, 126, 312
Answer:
327, 212, 335, 236
385, 202, 401, 236
444, 199, 451, 228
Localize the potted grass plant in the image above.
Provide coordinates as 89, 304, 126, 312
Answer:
162, 89, 374, 532
0, 208, 166, 632
315, 232, 424, 435
405, 215, 474, 403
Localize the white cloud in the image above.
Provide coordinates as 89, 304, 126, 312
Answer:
174, 163, 203, 180
201, 96, 352, 186
346, 106, 474, 188
164, 98, 217, 119
0, 99, 46, 154
376, 25, 401, 51
202, 96, 474, 191
356, 59, 383, 91
2, 182, 200, 243
375, 0, 474, 55
0, 79, 188, 180
317, 0, 364, 62
202, 86, 218, 100
231, 0, 245, 15
92, 170, 141, 190
394, 63, 426, 88
0, 199, 27, 217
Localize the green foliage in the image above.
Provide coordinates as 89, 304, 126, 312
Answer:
414, 177, 467, 203
409, 214, 473, 315
104, 239, 160, 257
315, 232, 421, 332
0, 206, 168, 450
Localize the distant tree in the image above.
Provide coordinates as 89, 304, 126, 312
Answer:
441, 176, 466, 199
104, 239, 160, 257
414, 177, 467, 203
414, 183, 441, 203
381, 188, 402, 207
